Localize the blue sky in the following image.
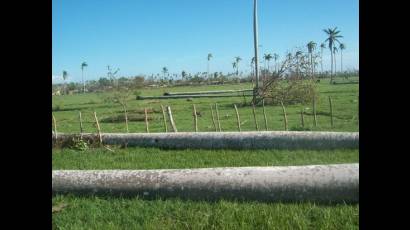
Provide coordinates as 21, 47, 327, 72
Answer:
52, 0, 359, 83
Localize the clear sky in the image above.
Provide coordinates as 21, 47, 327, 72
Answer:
52, 0, 359, 83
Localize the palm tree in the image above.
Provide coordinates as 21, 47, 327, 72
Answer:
162, 67, 168, 79
263, 53, 272, 73
263, 53, 272, 83
81, 62, 88, 93
323, 27, 343, 83
161, 66, 168, 82
232, 62, 237, 74
339, 43, 345, 74
62, 70, 68, 95
234, 56, 242, 75
320, 43, 326, 73
307, 41, 317, 78
181, 70, 187, 81
273, 53, 279, 73
333, 46, 338, 74
207, 53, 213, 80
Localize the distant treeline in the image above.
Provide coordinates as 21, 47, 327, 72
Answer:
52, 70, 358, 95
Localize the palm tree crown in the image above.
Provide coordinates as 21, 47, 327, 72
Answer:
307, 41, 317, 54
81, 62, 88, 70
263, 53, 272, 61
323, 27, 343, 50
62, 70, 68, 81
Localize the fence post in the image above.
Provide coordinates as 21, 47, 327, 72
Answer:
79, 111, 84, 139
193, 104, 198, 132
329, 96, 334, 128
161, 105, 168, 132
210, 104, 217, 131
234, 104, 241, 132
167, 106, 178, 132
52, 114, 57, 141
252, 102, 259, 131
262, 99, 268, 131
300, 108, 305, 128
124, 106, 129, 133
93, 111, 102, 145
281, 101, 288, 131
215, 103, 222, 132
144, 108, 149, 133
313, 96, 318, 127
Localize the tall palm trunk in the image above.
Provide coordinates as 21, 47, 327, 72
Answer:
310, 53, 313, 79
321, 49, 323, 74
340, 50, 343, 73
207, 61, 210, 83
330, 49, 333, 83
334, 50, 337, 75
82, 69, 85, 93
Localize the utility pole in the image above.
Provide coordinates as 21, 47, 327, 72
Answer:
253, 0, 260, 102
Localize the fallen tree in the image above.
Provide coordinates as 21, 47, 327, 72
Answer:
52, 163, 359, 203
53, 131, 358, 150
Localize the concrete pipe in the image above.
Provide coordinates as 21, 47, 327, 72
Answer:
163, 89, 254, 96
52, 163, 359, 203
55, 131, 359, 150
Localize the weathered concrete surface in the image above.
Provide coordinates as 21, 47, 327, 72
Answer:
54, 131, 359, 150
52, 164, 359, 203
164, 89, 253, 96
137, 94, 252, 100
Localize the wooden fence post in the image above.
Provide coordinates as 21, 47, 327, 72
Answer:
215, 103, 222, 132
281, 101, 288, 131
313, 96, 318, 127
52, 114, 57, 141
161, 105, 168, 132
124, 106, 129, 133
234, 104, 241, 132
329, 96, 334, 128
300, 108, 305, 128
262, 99, 268, 131
193, 104, 198, 132
210, 104, 217, 131
144, 108, 149, 133
252, 102, 259, 131
79, 111, 84, 139
93, 111, 102, 145
167, 106, 178, 132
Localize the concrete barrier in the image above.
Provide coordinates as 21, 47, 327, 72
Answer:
54, 131, 359, 150
53, 163, 359, 203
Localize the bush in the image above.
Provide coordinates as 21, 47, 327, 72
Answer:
70, 137, 89, 151
265, 78, 318, 106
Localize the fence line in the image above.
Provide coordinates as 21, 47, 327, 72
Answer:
52, 99, 358, 135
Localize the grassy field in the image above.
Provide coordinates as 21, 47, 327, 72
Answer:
52, 77, 359, 229
52, 77, 359, 134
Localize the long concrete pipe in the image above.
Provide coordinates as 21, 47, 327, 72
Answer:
163, 89, 254, 96
52, 163, 359, 203
54, 131, 358, 149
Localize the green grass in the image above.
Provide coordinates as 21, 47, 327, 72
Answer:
53, 147, 359, 229
53, 147, 358, 170
53, 195, 358, 230
52, 77, 359, 134
52, 77, 359, 229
